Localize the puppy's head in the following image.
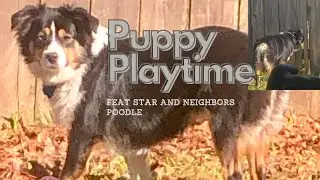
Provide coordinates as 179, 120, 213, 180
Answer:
288, 29, 304, 51
11, 4, 99, 85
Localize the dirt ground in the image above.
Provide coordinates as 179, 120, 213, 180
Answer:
1, 111, 320, 180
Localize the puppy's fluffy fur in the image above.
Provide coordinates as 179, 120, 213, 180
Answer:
11, 4, 289, 180
267, 64, 320, 90
254, 29, 304, 86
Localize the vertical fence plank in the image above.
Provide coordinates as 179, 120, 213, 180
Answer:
278, 0, 300, 65
17, 0, 40, 125
91, 0, 140, 30
278, 0, 299, 32
295, 0, 307, 72
239, 0, 248, 33
140, 0, 189, 31
308, 0, 320, 73
263, 0, 279, 35
41, 0, 89, 9
289, 91, 312, 116
190, 0, 238, 30
309, 91, 320, 119
0, 1, 19, 121
288, 90, 320, 118
248, 0, 264, 65
300, 1, 310, 75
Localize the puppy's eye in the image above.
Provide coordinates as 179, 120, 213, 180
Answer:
63, 34, 73, 42
38, 33, 46, 41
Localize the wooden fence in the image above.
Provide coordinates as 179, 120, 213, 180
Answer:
0, 0, 248, 124
249, 0, 320, 75
289, 91, 320, 120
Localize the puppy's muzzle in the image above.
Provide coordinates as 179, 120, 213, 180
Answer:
45, 52, 59, 64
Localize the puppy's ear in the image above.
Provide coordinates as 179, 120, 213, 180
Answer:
60, 5, 99, 33
11, 5, 41, 31
72, 7, 99, 33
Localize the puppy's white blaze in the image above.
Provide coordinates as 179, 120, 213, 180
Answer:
51, 21, 56, 40
43, 21, 67, 68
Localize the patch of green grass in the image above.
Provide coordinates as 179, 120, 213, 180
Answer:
2, 112, 21, 131
248, 73, 268, 90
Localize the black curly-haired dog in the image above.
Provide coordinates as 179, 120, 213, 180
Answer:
254, 29, 304, 86
266, 64, 320, 90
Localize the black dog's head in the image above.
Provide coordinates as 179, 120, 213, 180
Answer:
11, 4, 99, 85
288, 29, 304, 51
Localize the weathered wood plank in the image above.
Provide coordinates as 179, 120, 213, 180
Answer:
41, 0, 89, 9
308, 0, 320, 73
263, 0, 279, 35
289, 91, 320, 119
278, 0, 299, 31
309, 91, 320, 119
239, 0, 248, 33
278, 0, 300, 65
19, 0, 40, 6
190, 0, 238, 30
91, 0, 140, 30
17, 0, 39, 124
0, 1, 19, 121
302, 1, 310, 75
248, 0, 264, 65
140, 0, 189, 32
295, 0, 307, 72
289, 91, 312, 116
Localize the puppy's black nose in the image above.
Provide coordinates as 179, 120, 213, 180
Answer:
45, 52, 58, 64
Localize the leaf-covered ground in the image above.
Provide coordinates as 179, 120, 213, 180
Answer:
1, 112, 320, 180
248, 73, 268, 91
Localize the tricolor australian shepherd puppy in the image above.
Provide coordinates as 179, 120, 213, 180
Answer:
266, 64, 320, 90
254, 29, 304, 86
11, 4, 289, 180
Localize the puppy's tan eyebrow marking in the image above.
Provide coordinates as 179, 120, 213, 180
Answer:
58, 29, 67, 38
43, 27, 51, 36
58, 29, 73, 42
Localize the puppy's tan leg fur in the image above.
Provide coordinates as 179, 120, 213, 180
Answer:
234, 151, 243, 180
256, 131, 268, 180
264, 56, 274, 75
220, 157, 235, 180
247, 149, 258, 180
124, 150, 152, 180
235, 127, 269, 180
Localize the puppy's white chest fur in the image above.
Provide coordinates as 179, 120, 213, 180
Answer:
48, 73, 85, 127
49, 25, 109, 127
